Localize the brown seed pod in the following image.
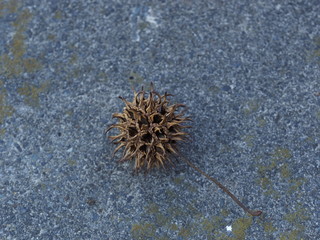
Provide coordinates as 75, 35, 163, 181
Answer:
107, 83, 262, 216
107, 83, 191, 172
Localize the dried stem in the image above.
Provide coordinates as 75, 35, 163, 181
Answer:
180, 154, 262, 216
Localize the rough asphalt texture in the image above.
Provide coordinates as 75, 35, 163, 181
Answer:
0, 0, 319, 239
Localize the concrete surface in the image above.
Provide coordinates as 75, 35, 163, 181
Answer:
0, 0, 319, 239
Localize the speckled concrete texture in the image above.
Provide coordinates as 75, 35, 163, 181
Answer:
0, 0, 319, 239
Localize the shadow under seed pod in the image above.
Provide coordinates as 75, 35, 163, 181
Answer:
107, 83, 262, 216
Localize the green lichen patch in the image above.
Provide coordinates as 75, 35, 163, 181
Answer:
257, 116, 267, 127
54, 10, 64, 19
243, 135, 255, 147
11, 31, 26, 58
0, 8, 42, 77
271, 147, 292, 162
131, 223, 157, 240
132, 198, 260, 240
0, 128, 6, 138
279, 206, 310, 240
201, 215, 225, 234
145, 203, 160, 215
288, 178, 306, 194
256, 147, 302, 198
165, 189, 178, 202
257, 176, 272, 190
208, 85, 220, 95
262, 221, 276, 233
67, 159, 77, 166
17, 81, 50, 107
242, 100, 260, 115
231, 216, 253, 240
0, 0, 20, 17
172, 176, 198, 193
23, 58, 41, 72
69, 53, 78, 64
284, 207, 310, 226
310, 36, 320, 61
0, 82, 14, 124
97, 71, 109, 82
280, 163, 291, 179
12, 8, 32, 30
47, 33, 56, 40
172, 176, 183, 185
178, 225, 194, 238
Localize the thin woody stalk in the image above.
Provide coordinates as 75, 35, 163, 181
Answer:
180, 154, 262, 216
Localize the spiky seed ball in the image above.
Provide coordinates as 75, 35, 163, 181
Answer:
107, 83, 191, 172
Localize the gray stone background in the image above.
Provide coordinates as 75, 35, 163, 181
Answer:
0, 0, 319, 239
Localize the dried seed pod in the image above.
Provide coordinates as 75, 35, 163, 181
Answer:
107, 83, 262, 216
107, 83, 191, 172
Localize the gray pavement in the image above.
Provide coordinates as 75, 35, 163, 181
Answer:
0, 0, 319, 239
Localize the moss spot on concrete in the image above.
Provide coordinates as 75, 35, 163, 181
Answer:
138, 21, 150, 31
23, 58, 41, 72
11, 31, 26, 58
155, 213, 169, 226
284, 207, 310, 225
47, 33, 56, 40
67, 159, 77, 166
256, 147, 296, 198
280, 163, 291, 179
17, 81, 50, 107
69, 54, 78, 64
0, 7, 42, 77
97, 71, 109, 82
257, 116, 266, 127
0, 82, 14, 124
243, 135, 255, 147
310, 36, 320, 64
263, 222, 276, 233
242, 100, 260, 115
54, 10, 64, 19
288, 178, 306, 194
165, 189, 178, 201
209, 85, 220, 95
64, 109, 74, 116
178, 225, 194, 238
202, 215, 225, 234
173, 176, 183, 185
0, 0, 20, 16
279, 206, 310, 240
257, 162, 276, 175
145, 203, 160, 215
187, 202, 201, 217
169, 223, 179, 231
316, 110, 320, 120
271, 147, 292, 162
279, 229, 302, 240
258, 176, 272, 189
7, 0, 20, 13
131, 223, 157, 240
12, 8, 32, 29
167, 206, 185, 219
232, 216, 252, 240
0, 128, 6, 138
